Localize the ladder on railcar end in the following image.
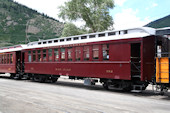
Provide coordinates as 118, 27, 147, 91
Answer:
130, 57, 145, 92
131, 43, 141, 80
131, 57, 141, 79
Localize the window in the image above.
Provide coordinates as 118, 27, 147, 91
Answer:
4, 55, 6, 64
1, 55, 4, 64
81, 36, 87, 39
84, 46, 90, 60
48, 41, 52, 44
108, 32, 115, 36
93, 45, 99, 60
60, 39, 64, 42
61, 48, 65, 61
28, 51, 32, 62
67, 38, 71, 41
10, 54, 13, 64
43, 49, 47, 61
38, 42, 41, 45
124, 30, 128, 34
43, 42, 47, 44
54, 49, 59, 61
89, 35, 95, 38
0, 55, 2, 64
75, 47, 81, 61
103, 44, 109, 60
99, 33, 105, 37
54, 40, 58, 43
74, 37, 79, 40
33, 50, 36, 62
7, 54, 9, 64
67, 47, 73, 61
37, 50, 41, 62
48, 49, 52, 62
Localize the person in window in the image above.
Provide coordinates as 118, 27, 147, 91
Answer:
103, 50, 109, 60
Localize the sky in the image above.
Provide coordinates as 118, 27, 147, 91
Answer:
14, 0, 170, 29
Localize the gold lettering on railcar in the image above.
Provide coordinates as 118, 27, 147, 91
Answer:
63, 68, 71, 72
55, 68, 62, 71
55, 68, 71, 72
30, 67, 34, 70
58, 43, 88, 48
8, 68, 11, 70
106, 70, 113, 73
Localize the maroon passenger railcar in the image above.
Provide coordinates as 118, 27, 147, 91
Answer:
0, 27, 165, 91
22, 27, 159, 90
0, 45, 25, 77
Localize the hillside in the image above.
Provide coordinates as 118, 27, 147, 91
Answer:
145, 15, 170, 28
0, 0, 64, 47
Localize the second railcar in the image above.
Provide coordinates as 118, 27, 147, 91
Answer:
0, 45, 26, 79
22, 27, 162, 90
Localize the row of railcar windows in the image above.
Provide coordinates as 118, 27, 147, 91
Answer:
35, 30, 128, 46
0, 54, 13, 64
27, 44, 109, 62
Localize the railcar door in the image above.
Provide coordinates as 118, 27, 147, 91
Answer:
16, 51, 21, 73
21, 52, 25, 74
131, 43, 141, 81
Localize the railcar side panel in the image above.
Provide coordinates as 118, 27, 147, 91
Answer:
0, 65, 16, 73
0, 52, 16, 73
25, 62, 131, 80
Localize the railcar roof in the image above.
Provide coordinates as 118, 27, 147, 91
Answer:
25, 27, 155, 49
0, 45, 26, 53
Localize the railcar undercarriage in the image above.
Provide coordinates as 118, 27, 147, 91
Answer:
100, 78, 148, 91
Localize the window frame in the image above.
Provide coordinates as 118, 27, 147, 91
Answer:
32, 50, 36, 62
92, 45, 99, 60
61, 48, 65, 61
27, 51, 32, 62
37, 50, 42, 62
54, 48, 60, 61
48, 49, 53, 62
67, 47, 73, 61
102, 44, 109, 60
43, 49, 47, 62
83, 46, 90, 61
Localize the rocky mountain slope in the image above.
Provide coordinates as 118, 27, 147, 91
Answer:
0, 0, 64, 47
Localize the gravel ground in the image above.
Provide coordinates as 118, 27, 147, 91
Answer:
0, 76, 170, 113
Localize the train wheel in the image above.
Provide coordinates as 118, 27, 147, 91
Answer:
51, 78, 58, 83
39, 77, 46, 83
103, 82, 109, 90
10, 74, 14, 79
31, 76, 36, 82
123, 87, 131, 92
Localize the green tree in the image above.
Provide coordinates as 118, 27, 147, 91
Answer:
61, 23, 87, 37
59, 0, 114, 32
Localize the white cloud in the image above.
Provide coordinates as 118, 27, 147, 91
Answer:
145, 2, 158, 10
114, 0, 127, 6
14, 0, 68, 21
152, 3, 158, 7
113, 8, 151, 29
